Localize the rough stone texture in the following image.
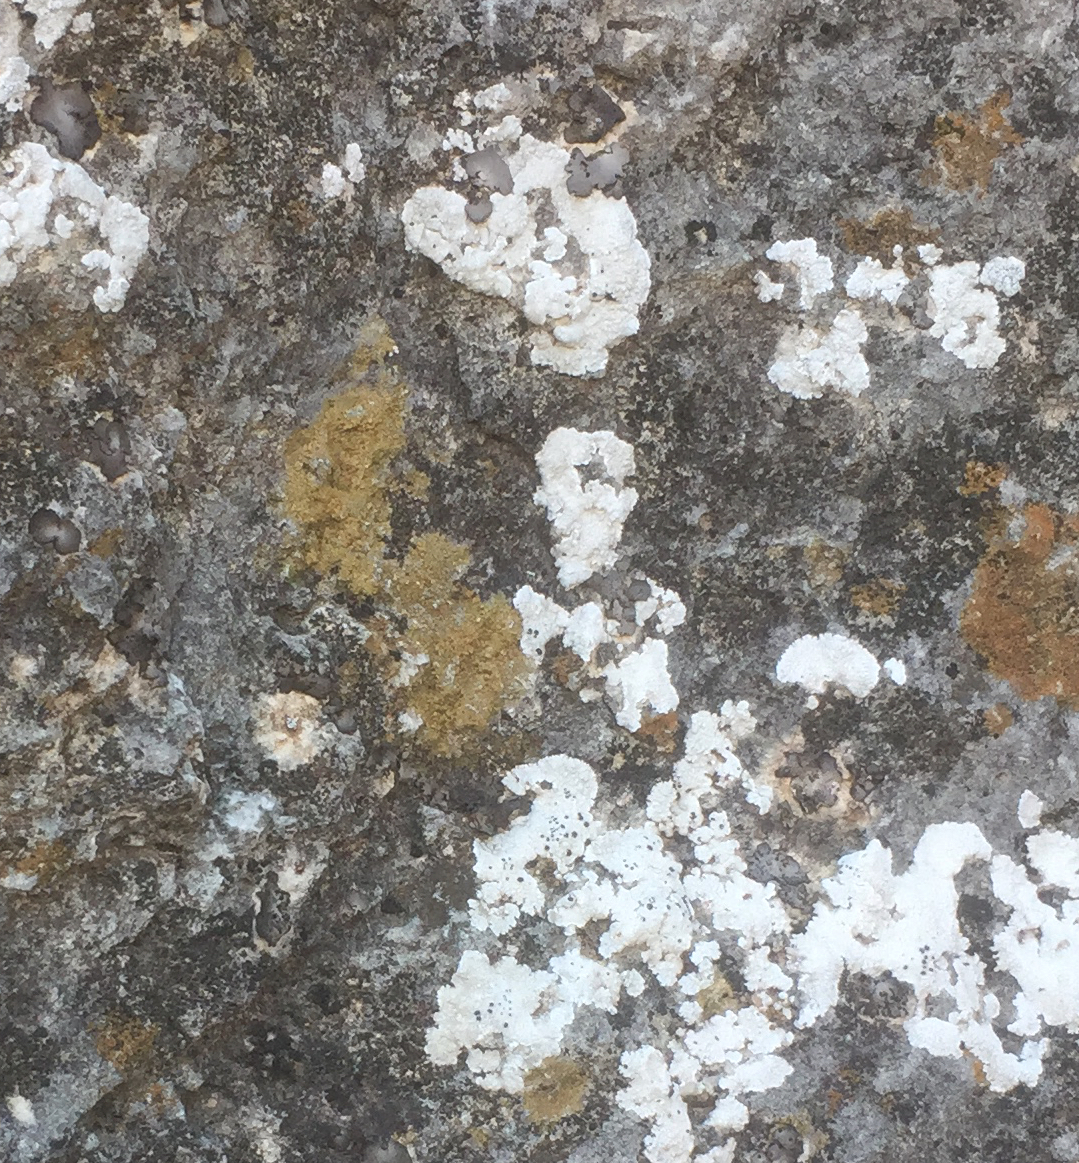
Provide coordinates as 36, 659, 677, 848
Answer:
2, 1, 1079, 1162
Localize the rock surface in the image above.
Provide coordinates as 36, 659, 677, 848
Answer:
2, 1, 1079, 1161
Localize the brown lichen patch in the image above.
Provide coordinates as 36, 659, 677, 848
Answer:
961, 503, 1079, 703
850, 578, 906, 618
521, 1057, 590, 1124
93, 1013, 158, 1074
926, 91, 1023, 194
984, 702, 1014, 736
12, 320, 111, 387
838, 207, 940, 273
283, 377, 407, 597
959, 460, 1008, 496
634, 709, 681, 753
3, 839, 71, 888
377, 533, 527, 758
803, 540, 847, 591
550, 649, 585, 688
89, 527, 125, 558
697, 971, 739, 1019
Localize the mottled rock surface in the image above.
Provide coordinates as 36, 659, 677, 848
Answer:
2, 1, 1079, 1162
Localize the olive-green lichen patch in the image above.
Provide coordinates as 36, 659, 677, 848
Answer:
961, 504, 1079, 704
521, 1057, 591, 1124
373, 533, 528, 758
282, 324, 525, 757
283, 377, 407, 597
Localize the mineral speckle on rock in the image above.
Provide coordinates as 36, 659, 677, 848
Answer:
2, 3, 1079, 1163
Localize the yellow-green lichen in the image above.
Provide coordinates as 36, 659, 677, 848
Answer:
521, 1057, 590, 1124
282, 323, 526, 757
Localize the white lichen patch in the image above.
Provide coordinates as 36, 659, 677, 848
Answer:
758, 235, 1026, 394
775, 633, 881, 698
5, 1092, 36, 1126
0, 142, 150, 311
251, 691, 330, 771
533, 427, 638, 588
318, 143, 365, 199
767, 309, 869, 399
765, 238, 833, 308
980, 255, 1026, 298
431, 423, 1079, 1158
793, 819, 1079, 1092
0, 0, 29, 111
513, 427, 687, 733
1017, 789, 1044, 829
602, 637, 679, 731
401, 131, 651, 377
844, 255, 909, 305
753, 270, 784, 303
926, 261, 1008, 370
429, 735, 795, 1161
16, 0, 84, 49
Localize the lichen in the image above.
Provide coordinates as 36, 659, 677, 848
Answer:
375, 533, 528, 758
282, 322, 525, 757
838, 207, 939, 273
521, 1057, 591, 1124
961, 504, 1079, 703
93, 1012, 158, 1074
283, 375, 407, 597
926, 91, 1023, 194
850, 578, 906, 617
958, 460, 1008, 496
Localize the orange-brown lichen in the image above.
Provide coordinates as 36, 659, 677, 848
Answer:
4, 840, 71, 887
850, 578, 906, 618
959, 460, 1008, 496
93, 1013, 158, 1073
961, 504, 1079, 703
634, 709, 681, 753
839, 207, 940, 273
926, 91, 1023, 194
521, 1057, 590, 1124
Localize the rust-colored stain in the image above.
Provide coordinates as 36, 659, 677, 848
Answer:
283, 320, 525, 757
521, 1057, 590, 1124
850, 578, 906, 617
839, 207, 940, 273
926, 91, 1023, 194
961, 503, 1079, 703
959, 460, 1008, 496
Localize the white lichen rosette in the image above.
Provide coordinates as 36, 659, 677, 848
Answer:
401, 126, 650, 377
